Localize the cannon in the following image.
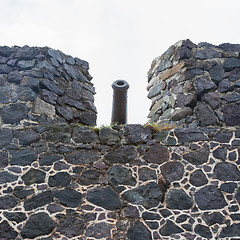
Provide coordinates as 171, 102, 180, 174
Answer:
111, 80, 129, 125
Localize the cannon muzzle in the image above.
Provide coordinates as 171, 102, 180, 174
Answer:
111, 80, 129, 125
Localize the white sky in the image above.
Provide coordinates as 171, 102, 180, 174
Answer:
1, 0, 240, 125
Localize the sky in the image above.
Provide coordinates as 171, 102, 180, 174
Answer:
1, 0, 240, 125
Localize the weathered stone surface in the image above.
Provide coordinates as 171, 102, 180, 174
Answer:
39, 152, 62, 166
203, 212, 225, 226
0, 171, 18, 184
176, 94, 197, 108
138, 167, 157, 181
99, 127, 120, 144
202, 91, 221, 109
195, 224, 212, 239
195, 76, 216, 97
173, 47, 191, 61
213, 131, 232, 143
0, 151, 8, 168
86, 222, 114, 239
77, 169, 100, 185
213, 147, 227, 160
10, 148, 37, 166
218, 79, 232, 93
79, 112, 97, 126
8, 70, 22, 83
58, 216, 85, 238
17, 129, 40, 145
123, 205, 140, 218
160, 161, 184, 183
17, 60, 35, 69
224, 58, 240, 71
190, 169, 208, 187
66, 149, 100, 165
0, 221, 18, 239
143, 144, 169, 164
219, 223, 240, 238
0, 128, 13, 146
195, 185, 227, 210
15, 46, 40, 60
195, 102, 218, 126
87, 186, 121, 210
55, 189, 82, 208
183, 144, 209, 165
46, 122, 71, 143
0, 195, 18, 209
3, 212, 27, 223
209, 64, 225, 84
48, 172, 71, 187
108, 165, 136, 187
72, 126, 98, 143
40, 89, 58, 104
14, 189, 34, 199
24, 190, 53, 210
32, 97, 55, 116
0, 64, 13, 74
166, 189, 193, 210
159, 220, 183, 236
220, 182, 237, 193
127, 221, 152, 240
194, 48, 221, 59
22, 168, 46, 185
122, 182, 163, 209
0, 85, 18, 104
21, 212, 55, 239
222, 103, 240, 126
20, 76, 39, 92
214, 162, 240, 181
105, 145, 137, 164
1, 103, 29, 124
171, 107, 192, 121
0, 46, 11, 56
175, 128, 208, 143
148, 82, 162, 98
124, 124, 152, 144
56, 105, 73, 121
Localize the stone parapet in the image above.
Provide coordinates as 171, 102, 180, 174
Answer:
0, 45, 97, 128
147, 40, 240, 128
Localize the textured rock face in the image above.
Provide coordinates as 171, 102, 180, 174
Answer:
147, 39, 240, 128
0, 45, 97, 127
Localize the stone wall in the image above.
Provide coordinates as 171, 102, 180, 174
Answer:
0, 45, 97, 128
147, 39, 240, 127
1, 43, 240, 240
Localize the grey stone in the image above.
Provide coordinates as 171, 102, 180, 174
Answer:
229, 67, 240, 81
138, 167, 157, 181
214, 162, 240, 181
173, 46, 191, 61
77, 169, 100, 185
171, 107, 192, 121
39, 79, 64, 95
147, 82, 162, 98
1, 103, 29, 124
17, 129, 40, 145
203, 212, 225, 226
213, 131, 232, 143
54, 189, 82, 208
56, 105, 73, 120
39, 152, 62, 166
20, 76, 39, 92
209, 64, 225, 84
47, 49, 63, 63
99, 127, 120, 144
17, 60, 35, 69
22, 168, 46, 185
213, 147, 227, 160
0, 85, 18, 104
21, 212, 55, 239
222, 92, 240, 102
3, 212, 27, 223
40, 89, 58, 104
86, 186, 121, 210
0, 46, 11, 57
8, 70, 22, 83
86, 222, 113, 239
194, 48, 222, 59
0, 171, 18, 184
159, 220, 183, 236
175, 128, 208, 143
0, 195, 18, 209
122, 182, 163, 209
10, 148, 37, 166
46, 122, 71, 143
160, 161, 184, 183
195, 76, 216, 97
166, 189, 193, 210
217, 79, 232, 93
195, 185, 227, 210
220, 223, 240, 238
222, 103, 240, 126
33, 98, 56, 116
0, 64, 13, 74
17, 86, 37, 101
224, 58, 240, 71
219, 43, 240, 52
0, 151, 8, 168
49, 172, 71, 187
202, 92, 221, 109
0, 221, 18, 239
190, 169, 208, 187
195, 224, 212, 239
176, 94, 197, 108
0, 128, 13, 146
79, 112, 97, 126
72, 126, 98, 143
15, 46, 40, 60
128, 221, 152, 240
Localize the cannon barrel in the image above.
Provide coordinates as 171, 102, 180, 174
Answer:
111, 80, 129, 125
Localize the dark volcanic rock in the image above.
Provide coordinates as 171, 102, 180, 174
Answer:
171, 107, 192, 121
195, 185, 227, 210
214, 162, 240, 181
213, 131, 232, 143
108, 165, 136, 187
143, 144, 169, 164
77, 169, 100, 185
3, 212, 27, 223
0, 128, 13, 146
48, 172, 71, 187
194, 48, 221, 59
202, 92, 221, 109
15, 46, 40, 60
183, 144, 209, 165
99, 127, 120, 144
138, 167, 157, 181
190, 169, 208, 187
124, 124, 152, 143
24, 190, 53, 211
1, 103, 29, 124
54, 189, 82, 208
236, 187, 240, 205
220, 182, 237, 193
10, 148, 37, 166
0, 151, 8, 168
209, 64, 225, 84
8, 70, 22, 83
195, 224, 212, 239
128, 221, 152, 240
21, 212, 55, 239
195, 102, 218, 126
195, 76, 216, 97
0, 195, 18, 209
0, 64, 13, 74
56, 105, 73, 121
86, 222, 114, 239
72, 126, 98, 143
213, 147, 227, 160
0, 85, 18, 104
122, 182, 163, 209
176, 94, 197, 108
222, 103, 240, 126
174, 128, 208, 143
229, 67, 240, 81
86, 186, 121, 210
40, 89, 58, 104
58, 216, 85, 238
0, 171, 18, 184
159, 220, 183, 236
66, 149, 100, 165
219, 223, 240, 238
39, 152, 63, 166
46, 122, 71, 143
203, 212, 225, 226
14, 189, 34, 199
160, 161, 184, 183
166, 189, 193, 210
218, 79, 232, 93
79, 111, 97, 126
0, 221, 18, 239
17, 129, 40, 145
224, 58, 240, 71
0, 46, 11, 56
105, 145, 137, 164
